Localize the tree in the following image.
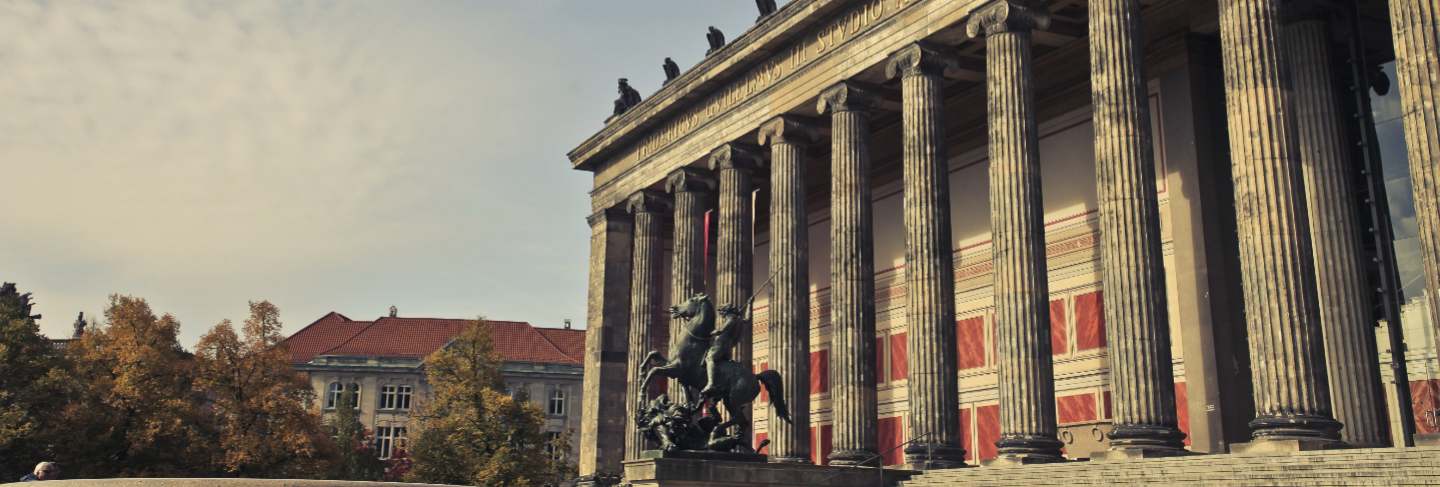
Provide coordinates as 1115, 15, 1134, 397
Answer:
60, 295, 215, 478
194, 301, 334, 478
325, 388, 385, 481
405, 320, 568, 487
0, 282, 70, 481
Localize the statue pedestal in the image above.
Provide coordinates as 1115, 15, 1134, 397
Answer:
623, 451, 916, 487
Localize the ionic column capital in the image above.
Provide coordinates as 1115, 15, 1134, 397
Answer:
586, 206, 631, 228
665, 166, 717, 194
758, 115, 821, 147
707, 143, 766, 173
884, 42, 960, 80
964, 0, 1051, 38
817, 81, 885, 115
626, 190, 672, 215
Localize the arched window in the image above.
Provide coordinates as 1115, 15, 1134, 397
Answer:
325, 382, 343, 409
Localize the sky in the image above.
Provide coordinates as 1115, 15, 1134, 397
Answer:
2, 1, 789, 346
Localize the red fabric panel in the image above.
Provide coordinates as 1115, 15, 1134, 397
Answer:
877, 416, 904, 466
1056, 393, 1097, 424
956, 316, 986, 369
1074, 291, 1106, 351
755, 432, 769, 454
976, 405, 1000, 461
876, 336, 887, 384
890, 332, 909, 382
810, 350, 829, 394
1050, 299, 1068, 355
1175, 382, 1191, 445
758, 361, 769, 403
960, 407, 973, 461
1102, 390, 1113, 419
1411, 379, 1440, 434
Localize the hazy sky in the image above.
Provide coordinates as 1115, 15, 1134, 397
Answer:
2, 1, 788, 346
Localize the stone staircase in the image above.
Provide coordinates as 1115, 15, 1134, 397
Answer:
900, 446, 1440, 486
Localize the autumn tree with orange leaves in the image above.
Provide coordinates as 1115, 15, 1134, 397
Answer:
194, 301, 335, 478
61, 295, 216, 478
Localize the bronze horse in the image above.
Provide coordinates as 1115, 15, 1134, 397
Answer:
638, 293, 790, 452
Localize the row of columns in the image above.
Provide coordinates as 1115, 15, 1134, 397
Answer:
595, 0, 1440, 472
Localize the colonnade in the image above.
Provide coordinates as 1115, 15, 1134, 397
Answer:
587, 0, 1440, 471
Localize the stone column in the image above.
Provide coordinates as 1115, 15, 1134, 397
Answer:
1389, 2, 1440, 444
667, 167, 716, 402
759, 116, 818, 463
624, 190, 671, 459
1216, 0, 1342, 449
1085, 0, 1187, 458
578, 208, 633, 480
1283, 5, 1389, 448
884, 43, 967, 470
965, 1, 1064, 463
817, 81, 881, 466
709, 143, 764, 368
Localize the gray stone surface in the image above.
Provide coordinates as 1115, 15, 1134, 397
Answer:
1283, 10, 1389, 448
665, 167, 715, 401
884, 41, 966, 470
1088, 0, 1186, 454
758, 115, 818, 464
1216, 0, 1341, 443
817, 81, 881, 466
624, 457, 916, 487
625, 190, 672, 460
1388, 0, 1440, 377
964, 0, 1063, 463
580, 208, 635, 477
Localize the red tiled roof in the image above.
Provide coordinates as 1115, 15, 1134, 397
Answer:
535, 328, 585, 362
282, 313, 582, 365
282, 312, 369, 365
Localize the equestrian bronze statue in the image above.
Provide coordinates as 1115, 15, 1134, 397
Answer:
636, 290, 790, 454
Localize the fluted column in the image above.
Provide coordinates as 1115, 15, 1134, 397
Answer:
1086, 0, 1187, 458
710, 143, 764, 368
1284, 5, 1389, 447
1389, 1, 1440, 420
1216, 0, 1342, 447
818, 82, 881, 466
759, 116, 818, 464
666, 167, 716, 402
623, 191, 671, 459
965, 1, 1064, 463
884, 43, 966, 470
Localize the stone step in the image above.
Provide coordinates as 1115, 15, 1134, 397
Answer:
899, 446, 1440, 487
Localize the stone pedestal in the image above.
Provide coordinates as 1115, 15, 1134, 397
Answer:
623, 453, 915, 487
1228, 438, 1345, 455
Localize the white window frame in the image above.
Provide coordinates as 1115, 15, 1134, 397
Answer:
548, 387, 567, 416
347, 382, 361, 410
376, 424, 407, 459
325, 382, 343, 409
397, 385, 413, 410
379, 385, 397, 410
545, 431, 563, 460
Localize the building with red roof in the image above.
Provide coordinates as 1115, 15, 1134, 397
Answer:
283, 307, 584, 464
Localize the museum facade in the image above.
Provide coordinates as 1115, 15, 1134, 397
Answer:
570, 0, 1440, 480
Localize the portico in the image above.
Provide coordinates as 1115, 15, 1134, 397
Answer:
573, 0, 1440, 483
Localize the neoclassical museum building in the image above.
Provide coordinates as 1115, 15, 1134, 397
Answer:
569, 0, 1440, 482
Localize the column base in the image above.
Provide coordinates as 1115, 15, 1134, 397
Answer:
1090, 446, 1193, 462
574, 473, 622, 487
903, 443, 970, 470
982, 453, 1068, 467
828, 449, 878, 466
1247, 414, 1342, 441
1413, 433, 1440, 447
769, 455, 814, 465
1229, 437, 1347, 455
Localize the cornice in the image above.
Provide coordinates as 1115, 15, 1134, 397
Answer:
568, 0, 852, 172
